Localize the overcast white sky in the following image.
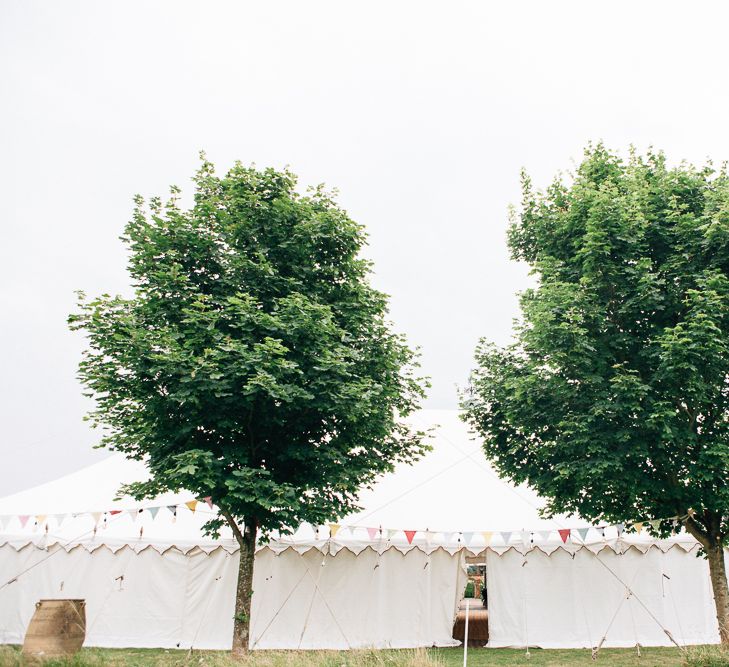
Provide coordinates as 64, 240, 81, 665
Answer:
2, 1, 729, 495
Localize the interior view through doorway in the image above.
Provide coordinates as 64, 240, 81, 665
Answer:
452, 554, 489, 647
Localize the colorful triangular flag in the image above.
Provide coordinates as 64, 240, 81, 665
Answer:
558, 529, 571, 543
631, 521, 644, 534
109, 510, 122, 516
616, 523, 625, 538
500, 531, 512, 545
35, 515, 47, 525
148, 507, 160, 520
18, 515, 30, 529
481, 531, 493, 546
329, 523, 340, 538
386, 528, 395, 540
404, 530, 417, 544
185, 500, 198, 514
202, 496, 213, 509
91, 512, 102, 525
463, 531, 474, 546
649, 519, 662, 531
366, 527, 379, 541
576, 527, 590, 542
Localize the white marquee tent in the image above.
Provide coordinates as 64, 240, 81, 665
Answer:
0, 410, 722, 650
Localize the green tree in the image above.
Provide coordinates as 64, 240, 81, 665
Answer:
463, 145, 729, 642
69, 158, 428, 653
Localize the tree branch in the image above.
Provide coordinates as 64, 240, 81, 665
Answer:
220, 506, 245, 547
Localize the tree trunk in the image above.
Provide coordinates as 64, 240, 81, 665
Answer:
228, 516, 258, 655
707, 542, 729, 644
685, 517, 729, 644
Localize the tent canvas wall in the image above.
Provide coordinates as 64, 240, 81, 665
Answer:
0, 410, 723, 650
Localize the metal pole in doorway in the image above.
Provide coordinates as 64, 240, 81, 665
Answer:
463, 599, 470, 666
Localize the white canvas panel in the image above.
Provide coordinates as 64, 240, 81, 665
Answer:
249, 546, 463, 649
486, 546, 721, 648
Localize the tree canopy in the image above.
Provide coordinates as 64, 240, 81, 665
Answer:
463, 145, 729, 639
69, 158, 428, 650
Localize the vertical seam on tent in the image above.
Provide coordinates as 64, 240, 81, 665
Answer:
84, 545, 135, 641
621, 548, 641, 654
573, 552, 594, 651
664, 554, 686, 646
299, 543, 352, 649
522, 548, 530, 656
188, 550, 229, 650
250, 566, 309, 649
296, 550, 327, 649
361, 541, 383, 645
177, 547, 195, 646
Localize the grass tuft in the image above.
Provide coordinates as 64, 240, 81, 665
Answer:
683, 646, 729, 667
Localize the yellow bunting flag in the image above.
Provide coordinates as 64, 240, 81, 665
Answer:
185, 500, 198, 514
632, 522, 645, 533
329, 523, 341, 538
35, 515, 47, 525
481, 531, 493, 546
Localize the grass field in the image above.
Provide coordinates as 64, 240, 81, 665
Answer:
1, 645, 727, 667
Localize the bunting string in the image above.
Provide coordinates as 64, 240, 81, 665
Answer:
0, 500, 688, 548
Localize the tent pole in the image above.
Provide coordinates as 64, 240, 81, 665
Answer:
463, 599, 469, 667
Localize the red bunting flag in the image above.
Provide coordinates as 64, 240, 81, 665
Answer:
404, 530, 417, 544
558, 529, 571, 543
109, 510, 122, 516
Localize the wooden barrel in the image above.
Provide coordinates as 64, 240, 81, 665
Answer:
22, 599, 86, 658
452, 601, 489, 647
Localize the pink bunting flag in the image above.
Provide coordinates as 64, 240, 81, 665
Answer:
203, 496, 213, 509
558, 529, 571, 543
404, 530, 417, 544
19, 515, 30, 529
366, 527, 379, 540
